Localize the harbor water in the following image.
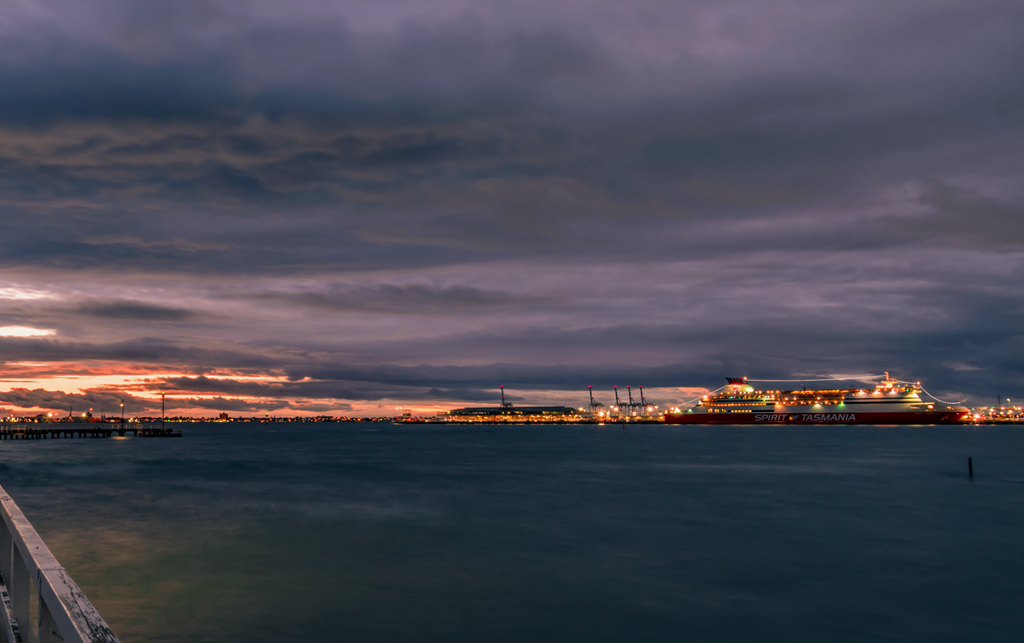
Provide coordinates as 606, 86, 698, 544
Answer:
0, 423, 1021, 642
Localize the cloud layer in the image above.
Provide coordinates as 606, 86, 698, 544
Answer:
1, 0, 1022, 412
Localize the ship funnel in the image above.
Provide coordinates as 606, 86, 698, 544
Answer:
725, 377, 754, 394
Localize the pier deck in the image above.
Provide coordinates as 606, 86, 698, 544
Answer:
0, 424, 181, 439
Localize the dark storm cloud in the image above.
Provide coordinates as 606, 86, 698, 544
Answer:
1, 0, 1022, 410
0, 387, 310, 414
178, 395, 325, 413
0, 388, 152, 413
299, 322, 1011, 394
152, 375, 474, 403
0, 56, 238, 127
0, 337, 273, 369
1, 0, 1020, 272
248, 283, 538, 313
911, 183, 1024, 246
0, 7, 610, 127
74, 299, 198, 321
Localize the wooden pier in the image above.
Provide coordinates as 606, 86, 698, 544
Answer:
0, 424, 181, 440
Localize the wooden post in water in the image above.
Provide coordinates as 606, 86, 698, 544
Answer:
968, 457, 973, 478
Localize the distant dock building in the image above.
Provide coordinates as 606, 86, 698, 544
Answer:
446, 405, 579, 421
446, 386, 579, 422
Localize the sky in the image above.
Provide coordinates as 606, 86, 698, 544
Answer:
0, 0, 1022, 416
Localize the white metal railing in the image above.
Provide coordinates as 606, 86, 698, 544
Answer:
0, 485, 119, 643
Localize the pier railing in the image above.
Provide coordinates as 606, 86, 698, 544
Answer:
0, 485, 119, 643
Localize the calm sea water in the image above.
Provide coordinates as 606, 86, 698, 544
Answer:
0, 423, 1021, 642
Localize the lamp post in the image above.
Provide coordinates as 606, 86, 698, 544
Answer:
120, 399, 125, 430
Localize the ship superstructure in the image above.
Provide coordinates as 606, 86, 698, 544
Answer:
664, 373, 968, 424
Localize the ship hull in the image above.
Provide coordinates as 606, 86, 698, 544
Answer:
664, 410, 968, 425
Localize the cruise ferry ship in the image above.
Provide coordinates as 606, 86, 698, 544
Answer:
664, 373, 968, 424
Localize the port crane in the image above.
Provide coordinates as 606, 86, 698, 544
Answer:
588, 386, 604, 414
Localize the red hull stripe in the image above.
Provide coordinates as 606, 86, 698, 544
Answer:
664, 411, 968, 425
